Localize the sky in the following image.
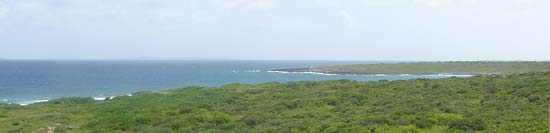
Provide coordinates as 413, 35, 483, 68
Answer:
0, 0, 548, 61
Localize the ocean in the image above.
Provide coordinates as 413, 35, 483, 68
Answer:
0, 60, 453, 105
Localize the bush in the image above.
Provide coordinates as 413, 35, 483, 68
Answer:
50, 97, 96, 105
448, 118, 485, 131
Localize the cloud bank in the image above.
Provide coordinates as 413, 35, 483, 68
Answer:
0, 0, 548, 60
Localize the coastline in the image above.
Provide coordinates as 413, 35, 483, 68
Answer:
2, 68, 479, 106
270, 67, 478, 77
2, 94, 133, 106
1, 74, 470, 106
6, 61, 545, 106
266, 70, 474, 77
270, 62, 550, 76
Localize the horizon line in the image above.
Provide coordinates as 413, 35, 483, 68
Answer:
1, 58, 549, 62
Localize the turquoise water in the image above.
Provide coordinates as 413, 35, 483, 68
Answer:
0, 60, 452, 104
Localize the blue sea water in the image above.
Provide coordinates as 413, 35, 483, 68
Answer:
0, 60, 452, 104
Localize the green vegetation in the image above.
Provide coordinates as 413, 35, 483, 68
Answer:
1, 72, 550, 132
275, 61, 550, 75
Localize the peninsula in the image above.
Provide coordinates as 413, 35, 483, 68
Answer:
272, 61, 550, 75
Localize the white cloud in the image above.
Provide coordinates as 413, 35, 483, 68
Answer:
12, 1, 49, 15
1, 0, 548, 60
246, 0, 274, 10
209, 0, 275, 10
213, 0, 245, 9
339, 10, 354, 28
362, 0, 410, 7
514, 0, 537, 16
414, 0, 454, 8
516, 0, 535, 5
0, 2, 9, 18
110, 4, 128, 17
460, 0, 479, 6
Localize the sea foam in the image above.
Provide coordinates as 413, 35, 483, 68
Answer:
93, 96, 117, 101
18, 100, 49, 106
267, 70, 475, 78
267, 70, 338, 76
244, 70, 261, 73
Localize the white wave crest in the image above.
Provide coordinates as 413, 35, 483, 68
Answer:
18, 100, 49, 106
244, 70, 261, 73
267, 71, 338, 76
267, 70, 474, 77
93, 96, 117, 101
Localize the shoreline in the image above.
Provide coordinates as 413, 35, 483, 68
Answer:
2, 94, 133, 106
270, 68, 479, 77
266, 70, 474, 77
1, 73, 471, 106
272, 62, 550, 76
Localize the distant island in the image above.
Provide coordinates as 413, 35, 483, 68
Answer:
136, 56, 232, 61
272, 61, 550, 75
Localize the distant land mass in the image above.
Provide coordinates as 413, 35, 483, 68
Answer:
0, 57, 232, 61
135, 56, 233, 60
272, 61, 550, 75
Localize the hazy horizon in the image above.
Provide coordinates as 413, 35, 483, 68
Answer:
1, 57, 548, 62
1, 0, 549, 61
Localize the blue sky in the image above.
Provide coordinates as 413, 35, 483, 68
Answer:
0, 0, 548, 61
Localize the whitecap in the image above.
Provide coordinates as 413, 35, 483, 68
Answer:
93, 97, 106, 101
267, 70, 288, 73
441, 74, 473, 77
94, 96, 117, 101
267, 70, 343, 76
18, 100, 49, 106
244, 70, 261, 73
